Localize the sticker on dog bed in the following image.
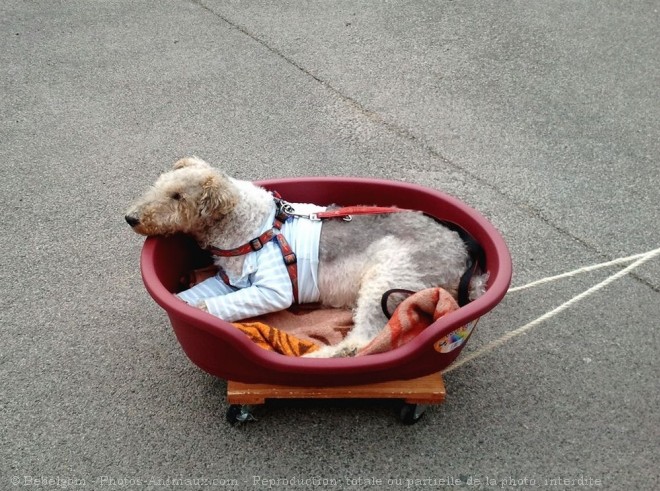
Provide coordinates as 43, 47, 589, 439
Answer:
435, 320, 478, 353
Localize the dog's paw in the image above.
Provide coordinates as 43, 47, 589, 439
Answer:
302, 346, 334, 358
303, 342, 361, 358
334, 346, 359, 357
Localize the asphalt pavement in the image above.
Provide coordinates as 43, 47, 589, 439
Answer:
1, 1, 658, 490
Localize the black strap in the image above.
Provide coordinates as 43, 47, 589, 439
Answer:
380, 289, 416, 319
433, 218, 486, 307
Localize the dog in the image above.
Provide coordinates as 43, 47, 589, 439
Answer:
125, 157, 486, 357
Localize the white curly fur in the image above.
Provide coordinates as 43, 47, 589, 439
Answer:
126, 157, 486, 358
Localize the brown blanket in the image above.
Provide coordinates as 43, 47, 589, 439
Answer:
232, 288, 460, 357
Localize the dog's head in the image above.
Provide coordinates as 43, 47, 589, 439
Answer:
124, 157, 238, 237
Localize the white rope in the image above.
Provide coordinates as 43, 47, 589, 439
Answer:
443, 246, 660, 374
508, 251, 651, 293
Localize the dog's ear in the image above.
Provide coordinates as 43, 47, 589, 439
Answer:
199, 173, 238, 219
173, 156, 210, 170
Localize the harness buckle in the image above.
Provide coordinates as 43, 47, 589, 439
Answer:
249, 238, 263, 251
278, 200, 296, 216
282, 252, 297, 266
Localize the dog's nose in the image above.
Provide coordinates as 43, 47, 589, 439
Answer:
125, 214, 140, 227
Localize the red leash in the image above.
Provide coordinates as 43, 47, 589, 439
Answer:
313, 205, 405, 220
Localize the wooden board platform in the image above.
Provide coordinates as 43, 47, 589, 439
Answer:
227, 372, 445, 406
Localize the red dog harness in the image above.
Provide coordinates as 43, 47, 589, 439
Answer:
207, 195, 405, 304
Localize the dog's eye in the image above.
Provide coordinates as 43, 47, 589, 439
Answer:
171, 192, 182, 201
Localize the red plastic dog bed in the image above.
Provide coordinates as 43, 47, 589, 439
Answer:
140, 177, 512, 387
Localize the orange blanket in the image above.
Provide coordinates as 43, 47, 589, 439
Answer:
231, 288, 460, 357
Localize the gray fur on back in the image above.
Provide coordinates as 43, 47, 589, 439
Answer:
319, 211, 468, 293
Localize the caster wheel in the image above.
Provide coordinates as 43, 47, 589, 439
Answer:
399, 403, 426, 425
226, 405, 256, 425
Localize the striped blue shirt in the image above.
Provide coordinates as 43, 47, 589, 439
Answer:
176, 203, 325, 321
